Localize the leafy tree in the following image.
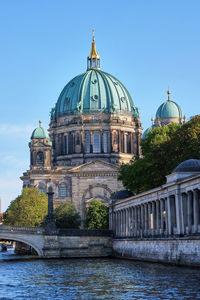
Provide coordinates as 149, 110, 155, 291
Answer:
3, 188, 48, 226
54, 202, 81, 228
119, 115, 200, 194
84, 199, 109, 229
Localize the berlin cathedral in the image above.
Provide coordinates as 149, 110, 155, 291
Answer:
21, 32, 185, 222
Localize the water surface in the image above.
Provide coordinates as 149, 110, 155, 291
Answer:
0, 250, 200, 299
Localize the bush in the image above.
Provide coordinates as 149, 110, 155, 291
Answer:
54, 202, 81, 228
84, 199, 109, 229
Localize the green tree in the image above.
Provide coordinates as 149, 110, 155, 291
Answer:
84, 199, 109, 229
54, 202, 81, 228
119, 115, 200, 194
3, 188, 48, 226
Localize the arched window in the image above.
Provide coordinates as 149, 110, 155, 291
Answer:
93, 133, 101, 153
85, 132, 90, 153
59, 185, 67, 198
36, 152, 44, 166
38, 183, 46, 194
103, 132, 108, 153
65, 135, 69, 154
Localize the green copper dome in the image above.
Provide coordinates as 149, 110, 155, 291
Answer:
31, 126, 49, 139
54, 69, 139, 118
156, 91, 182, 119
142, 126, 153, 139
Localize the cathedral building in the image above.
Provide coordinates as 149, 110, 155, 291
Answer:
21, 32, 142, 222
142, 90, 185, 138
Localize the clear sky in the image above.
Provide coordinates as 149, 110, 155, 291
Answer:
0, 0, 200, 211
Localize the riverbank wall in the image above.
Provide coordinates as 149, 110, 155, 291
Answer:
113, 237, 200, 267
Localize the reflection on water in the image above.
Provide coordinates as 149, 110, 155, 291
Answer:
0, 251, 200, 299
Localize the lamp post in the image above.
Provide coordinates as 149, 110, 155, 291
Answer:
45, 186, 57, 234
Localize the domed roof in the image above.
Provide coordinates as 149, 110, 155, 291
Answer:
112, 190, 134, 200
156, 91, 182, 119
54, 69, 139, 118
173, 159, 200, 173
53, 33, 139, 119
142, 126, 152, 139
31, 121, 50, 139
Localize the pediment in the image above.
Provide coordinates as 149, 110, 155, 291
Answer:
69, 160, 119, 173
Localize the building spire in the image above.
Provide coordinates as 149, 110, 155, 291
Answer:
92, 28, 95, 42
167, 89, 171, 101
87, 29, 101, 70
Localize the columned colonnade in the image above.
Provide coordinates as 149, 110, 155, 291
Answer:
109, 183, 200, 238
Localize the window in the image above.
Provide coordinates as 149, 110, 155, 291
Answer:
85, 132, 90, 153
59, 185, 67, 198
36, 152, 44, 166
93, 133, 101, 153
65, 135, 69, 154
103, 132, 108, 153
76, 134, 80, 145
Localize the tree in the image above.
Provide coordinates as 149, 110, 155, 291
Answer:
3, 188, 48, 226
84, 199, 109, 229
119, 115, 200, 194
54, 202, 81, 228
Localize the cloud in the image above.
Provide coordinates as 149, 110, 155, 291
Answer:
0, 123, 34, 138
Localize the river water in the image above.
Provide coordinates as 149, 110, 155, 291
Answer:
0, 250, 200, 299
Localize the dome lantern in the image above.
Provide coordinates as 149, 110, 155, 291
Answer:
87, 29, 101, 70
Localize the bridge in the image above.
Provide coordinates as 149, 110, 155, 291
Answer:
0, 225, 112, 258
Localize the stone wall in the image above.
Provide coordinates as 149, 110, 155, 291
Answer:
113, 238, 200, 267
43, 235, 112, 258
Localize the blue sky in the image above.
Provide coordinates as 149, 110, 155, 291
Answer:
0, 0, 200, 211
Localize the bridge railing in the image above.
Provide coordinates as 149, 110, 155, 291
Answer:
0, 225, 44, 234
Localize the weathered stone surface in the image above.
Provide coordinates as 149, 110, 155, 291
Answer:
113, 238, 200, 266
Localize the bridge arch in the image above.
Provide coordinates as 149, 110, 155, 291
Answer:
0, 233, 43, 257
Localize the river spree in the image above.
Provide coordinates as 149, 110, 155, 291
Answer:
0, 251, 200, 299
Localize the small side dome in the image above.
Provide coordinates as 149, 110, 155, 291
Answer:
173, 159, 200, 173
142, 126, 152, 139
112, 190, 134, 200
156, 90, 183, 119
31, 121, 50, 139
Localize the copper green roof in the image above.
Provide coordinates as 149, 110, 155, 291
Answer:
53, 69, 139, 119
156, 92, 183, 119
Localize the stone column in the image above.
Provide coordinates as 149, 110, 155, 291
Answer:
156, 200, 160, 235
152, 201, 156, 234
144, 204, 148, 236
193, 189, 199, 233
160, 199, 164, 235
133, 207, 137, 237
164, 198, 168, 235
141, 205, 144, 237
182, 193, 187, 234
137, 206, 141, 237
187, 191, 193, 234
148, 203, 151, 236
175, 189, 184, 235
167, 196, 172, 235
116, 211, 119, 237
125, 209, 129, 237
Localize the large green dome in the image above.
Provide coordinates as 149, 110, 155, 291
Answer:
54, 69, 139, 118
